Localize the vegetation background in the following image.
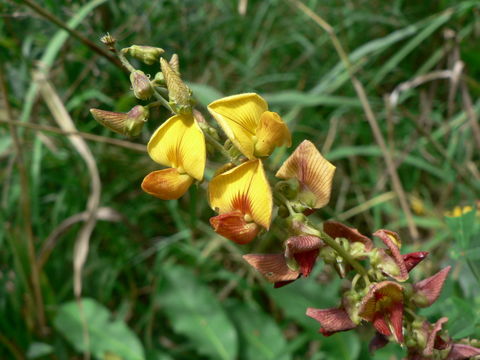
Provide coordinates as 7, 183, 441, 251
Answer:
1, 0, 480, 359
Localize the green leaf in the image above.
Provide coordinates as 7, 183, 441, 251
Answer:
262, 91, 362, 108
54, 298, 145, 360
318, 331, 360, 360
159, 266, 238, 360
27, 342, 53, 358
226, 300, 291, 360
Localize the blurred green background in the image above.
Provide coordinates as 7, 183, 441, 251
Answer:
1, 0, 480, 359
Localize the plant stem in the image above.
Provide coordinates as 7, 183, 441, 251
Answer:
319, 230, 368, 277
0, 66, 47, 334
117, 50, 136, 73
203, 131, 232, 161
152, 90, 174, 113
18, 0, 123, 70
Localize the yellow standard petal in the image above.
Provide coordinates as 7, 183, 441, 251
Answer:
142, 168, 193, 200
208, 93, 267, 159
209, 159, 272, 229
254, 111, 291, 157
276, 140, 335, 208
147, 114, 206, 181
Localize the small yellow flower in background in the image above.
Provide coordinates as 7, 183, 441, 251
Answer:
209, 159, 272, 244
208, 93, 291, 159
445, 205, 474, 218
142, 114, 205, 200
276, 140, 335, 209
410, 195, 426, 216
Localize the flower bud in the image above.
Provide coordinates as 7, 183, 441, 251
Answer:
160, 57, 193, 114
169, 53, 180, 74
275, 180, 299, 200
123, 45, 164, 65
90, 105, 149, 137
130, 70, 153, 100
151, 72, 165, 86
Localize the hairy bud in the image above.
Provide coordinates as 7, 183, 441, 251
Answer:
123, 45, 164, 65
160, 57, 193, 114
130, 70, 153, 100
90, 105, 149, 137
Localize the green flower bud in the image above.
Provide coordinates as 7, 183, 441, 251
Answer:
350, 242, 366, 258
275, 180, 299, 200
90, 105, 149, 137
160, 57, 193, 114
151, 72, 165, 87
123, 45, 164, 65
130, 70, 153, 100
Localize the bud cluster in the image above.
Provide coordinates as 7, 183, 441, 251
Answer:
90, 38, 480, 360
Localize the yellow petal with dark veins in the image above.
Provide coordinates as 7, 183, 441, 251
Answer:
142, 168, 193, 200
147, 114, 205, 181
276, 140, 335, 208
254, 111, 291, 157
209, 159, 272, 229
208, 93, 267, 159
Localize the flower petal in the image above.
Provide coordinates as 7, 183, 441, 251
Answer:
208, 93, 268, 159
369, 332, 389, 353
374, 230, 408, 282
390, 301, 404, 343
323, 221, 373, 251
403, 251, 429, 272
358, 281, 404, 322
254, 111, 291, 157
413, 266, 451, 307
209, 160, 272, 229
285, 235, 324, 255
210, 211, 260, 244
306, 307, 357, 336
147, 114, 205, 180
424, 317, 449, 356
276, 140, 335, 208
293, 250, 319, 277
243, 254, 299, 283
142, 169, 193, 200
447, 344, 480, 360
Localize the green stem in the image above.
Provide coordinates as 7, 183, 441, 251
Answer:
117, 50, 136, 73
319, 230, 368, 277
152, 90, 174, 113
275, 193, 295, 216
204, 131, 231, 161
145, 100, 165, 110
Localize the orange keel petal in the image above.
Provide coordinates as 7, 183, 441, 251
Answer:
142, 168, 193, 200
210, 211, 260, 244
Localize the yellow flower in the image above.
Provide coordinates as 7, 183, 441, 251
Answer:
208, 93, 291, 159
142, 114, 205, 200
276, 140, 335, 209
445, 205, 474, 218
209, 159, 272, 244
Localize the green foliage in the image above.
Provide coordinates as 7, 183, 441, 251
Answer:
54, 298, 145, 360
159, 266, 238, 360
